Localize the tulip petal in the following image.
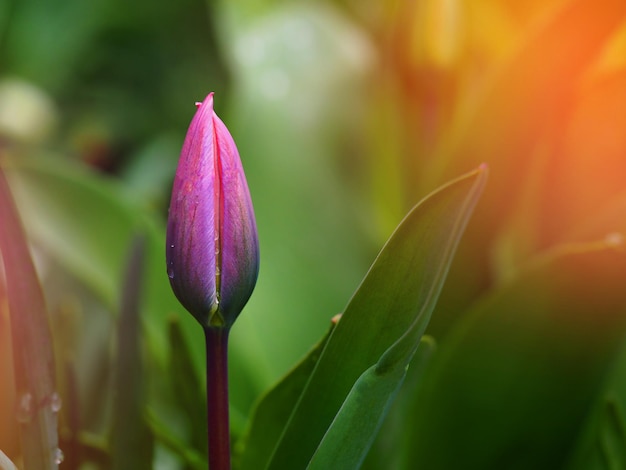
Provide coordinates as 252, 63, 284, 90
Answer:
166, 93, 259, 328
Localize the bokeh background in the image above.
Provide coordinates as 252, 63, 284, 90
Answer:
2, 0, 626, 468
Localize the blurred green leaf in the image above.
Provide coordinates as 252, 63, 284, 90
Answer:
168, 318, 207, 462
110, 235, 153, 470
1, 0, 109, 91
267, 165, 487, 469
404, 240, 626, 469
236, 318, 338, 470
597, 398, 626, 469
3, 155, 190, 364
307, 336, 435, 470
0, 168, 58, 469
567, 338, 626, 469
145, 410, 206, 470
5, 156, 145, 307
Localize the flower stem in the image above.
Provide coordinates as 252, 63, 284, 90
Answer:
204, 326, 231, 470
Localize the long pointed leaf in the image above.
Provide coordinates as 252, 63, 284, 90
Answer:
1, 155, 199, 374
110, 235, 153, 469
236, 318, 338, 470
307, 336, 435, 469
267, 165, 487, 469
0, 168, 58, 469
567, 333, 626, 469
168, 318, 207, 460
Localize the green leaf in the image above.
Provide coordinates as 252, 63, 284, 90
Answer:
267, 165, 487, 469
0, 168, 58, 469
145, 410, 206, 470
597, 398, 626, 469
567, 335, 626, 470
1, 155, 201, 387
403, 240, 626, 469
110, 235, 153, 469
167, 318, 207, 459
359, 335, 437, 470
307, 336, 435, 470
236, 318, 339, 470
5, 156, 159, 300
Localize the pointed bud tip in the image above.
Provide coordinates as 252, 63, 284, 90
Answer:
195, 92, 215, 110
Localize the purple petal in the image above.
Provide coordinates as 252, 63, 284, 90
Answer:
166, 93, 259, 328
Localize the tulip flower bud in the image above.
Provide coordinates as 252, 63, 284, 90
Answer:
166, 93, 259, 329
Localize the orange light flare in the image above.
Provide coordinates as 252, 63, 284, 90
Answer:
374, 0, 626, 258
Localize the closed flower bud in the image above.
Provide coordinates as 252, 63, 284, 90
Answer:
166, 93, 259, 329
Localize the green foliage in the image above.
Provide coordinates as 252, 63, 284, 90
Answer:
111, 236, 153, 469
236, 320, 337, 469
3, 0, 626, 468
264, 167, 486, 468
568, 338, 626, 470
307, 337, 435, 469
3, 155, 200, 371
403, 241, 626, 469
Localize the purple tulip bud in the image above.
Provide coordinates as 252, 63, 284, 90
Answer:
166, 93, 259, 329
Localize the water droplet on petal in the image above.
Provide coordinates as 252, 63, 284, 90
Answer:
54, 448, 64, 465
168, 267, 175, 279
16, 392, 33, 423
49, 392, 62, 413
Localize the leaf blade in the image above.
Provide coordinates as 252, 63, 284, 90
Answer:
267, 165, 487, 469
236, 318, 338, 470
0, 168, 58, 469
307, 337, 435, 470
110, 235, 153, 470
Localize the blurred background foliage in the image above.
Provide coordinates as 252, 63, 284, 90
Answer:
2, 0, 626, 468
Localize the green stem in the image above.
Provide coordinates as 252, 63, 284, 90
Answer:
204, 327, 231, 470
